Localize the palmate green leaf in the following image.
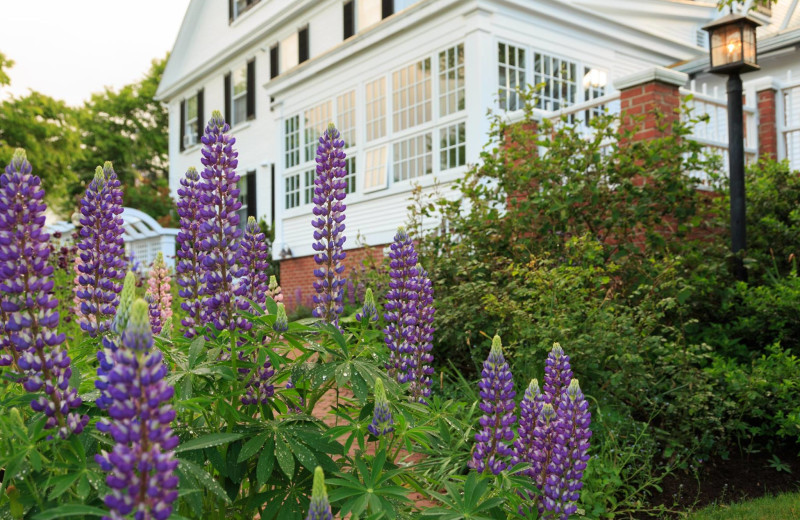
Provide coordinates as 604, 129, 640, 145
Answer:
175, 432, 244, 453
47, 472, 81, 500
275, 435, 295, 478
188, 336, 206, 367
284, 435, 318, 472
238, 432, 268, 462
257, 437, 275, 487
31, 504, 106, 520
178, 459, 231, 504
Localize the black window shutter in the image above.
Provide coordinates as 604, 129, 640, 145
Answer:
224, 73, 232, 124
382, 0, 393, 18
270, 164, 275, 224
298, 26, 309, 63
246, 59, 256, 120
343, 1, 355, 40
246, 170, 257, 218
270, 45, 279, 79
179, 100, 186, 152
229, 0, 234, 22
196, 89, 204, 142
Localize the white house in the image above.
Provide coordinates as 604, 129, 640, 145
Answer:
155, 0, 800, 308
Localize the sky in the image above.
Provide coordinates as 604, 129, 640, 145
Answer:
0, 0, 191, 106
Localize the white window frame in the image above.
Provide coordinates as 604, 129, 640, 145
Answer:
231, 64, 248, 126
184, 94, 199, 148
285, 173, 301, 210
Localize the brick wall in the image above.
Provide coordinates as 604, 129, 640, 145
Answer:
278, 245, 387, 311
757, 88, 778, 160
619, 81, 682, 141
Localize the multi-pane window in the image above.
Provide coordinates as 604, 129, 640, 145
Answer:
232, 0, 259, 21
304, 101, 332, 162
344, 155, 357, 194
393, 133, 432, 182
534, 52, 577, 111
364, 147, 388, 192
185, 95, 199, 147
285, 174, 301, 209
366, 77, 386, 141
237, 175, 248, 227
232, 65, 248, 125
304, 169, 316, 205
439, 44, 465, 116
337, 90, 357, 147
498, 43, 526, 111
440, 122, 465, 171
582, 67, 607, 119
285, 115, 300, 168
392, 58, 432, 132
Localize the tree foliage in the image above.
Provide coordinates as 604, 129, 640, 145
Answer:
0, 52, 13, 87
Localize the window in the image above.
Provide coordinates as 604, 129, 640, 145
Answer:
180, 89, 203, 152
534, 52, 577, 111
364, 147, 388, 192
304, 101, 332, 162
344, 155, 357, 194
230, 0, 260, 22
582, 67, 607, 120
298, 26, 309, 64
440, 122, 465, 171
285, 115, 300, 168
304, 169, 316, 205
393, 133, 432, 182
337, 90, 357, 147
365, 77, 386, 141
439, 44, 465, 116
226, 65, 248, 126
285, 174, 301, 209
392, 58, 431, 132
498, 43, 526, 111
270, 44, 280, 79
343, 1, 355, 40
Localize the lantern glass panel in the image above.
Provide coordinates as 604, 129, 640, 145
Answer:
743, 25, 756, 65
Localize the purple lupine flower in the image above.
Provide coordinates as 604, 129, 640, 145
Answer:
197, 111, 246, 333
406, 268, 435, 404
95, 299, 179, 520
241, 356, 275, 406
176, 166, 205, 338
306, 467, 333, 520
356, 287, 378, 323
512, 378, 545, 476
543, 379, 592, 519
237, 216, 270, 311
531, 402, 558, 512
383, 228, 419, 381
311, 123, 347, 326
96, 271, 136, 411
471, 335, 516, 474
0, 149, 88, 438
368, 378, 393, 437
543, 343, 573, 404
75, 162, 125, 337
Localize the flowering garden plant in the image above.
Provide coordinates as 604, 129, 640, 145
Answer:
0, 113, 590, 519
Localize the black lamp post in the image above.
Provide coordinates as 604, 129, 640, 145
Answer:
703, 13, 761, 281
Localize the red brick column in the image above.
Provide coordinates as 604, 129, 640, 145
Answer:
278, 245, 387, 312
614, 67, 688, 141
755, 83, 779, 160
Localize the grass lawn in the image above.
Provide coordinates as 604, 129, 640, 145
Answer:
688, 491, 800, 519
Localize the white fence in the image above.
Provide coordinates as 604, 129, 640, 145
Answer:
46, 207, 178, 268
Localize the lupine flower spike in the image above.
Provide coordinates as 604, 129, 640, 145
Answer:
197, 111, 246, 333
544, 343, 573, 404
306, 467, 333, 520
274, 303, 289, 333
238, 216, 270, 311
95, 299, 179, 520
407, 269, 435, 403
544, 379, 592, 519
146, 252, 172, 335
368, 378, 394, 437
531, 402, 558, 509
356, 287, 378, 323
383, 228, 419, 381
75, 162, 125, 336
176, 166, 205, 338
267, 275, 284, 303
512, 379, 545, 476
241, 302, 284, 406
0, 149, 88, 437
311, 123, 348, 326
471, 335, 516, 474
96, 271, 136, 411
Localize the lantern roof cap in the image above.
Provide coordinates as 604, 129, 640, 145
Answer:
703, 12, 763, 32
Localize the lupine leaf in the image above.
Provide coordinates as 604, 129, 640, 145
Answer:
175, 432, 244, 453
32, 505, 107, 519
